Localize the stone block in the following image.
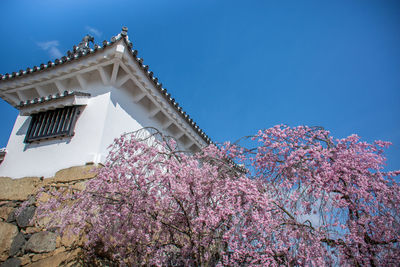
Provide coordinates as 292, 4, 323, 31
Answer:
33, 216, 50, 230
22, 227, 39, 235
51, 165, 98, 183
61, 234, 76, 248
31, 246, 65, 262
16, 207, 36, 228
69, 181, 86, 191
0, 222, 19, 261
9, 233, 25, 257
0, 207, 14, 221
17, 254, 31, 266
35, 193, 49, 205
60, 227, 80, 248
6, 210, 16, 224
0, 257, 21, 267
30, 252, 48, 263
55, 236, 61, 248
25, 248, 79, 267
25, 232, 57, 253
0, 177, 41, 201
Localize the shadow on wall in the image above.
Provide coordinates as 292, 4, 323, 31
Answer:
109, 87, 157, 131
108, 85, 184, 146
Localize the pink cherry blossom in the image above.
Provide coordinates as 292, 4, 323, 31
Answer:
35, 126, 400, 266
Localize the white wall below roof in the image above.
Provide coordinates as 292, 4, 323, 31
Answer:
98, 86, 170, 160
99, 87, 144, 162
0, 85, 168, 178
0, 90, 112, 178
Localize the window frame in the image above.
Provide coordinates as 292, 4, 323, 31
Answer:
24, 106, 79, 143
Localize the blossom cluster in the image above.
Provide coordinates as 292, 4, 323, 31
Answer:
36, 126, 400, 266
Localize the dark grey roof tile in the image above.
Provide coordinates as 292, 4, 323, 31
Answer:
17, 91, 91, 108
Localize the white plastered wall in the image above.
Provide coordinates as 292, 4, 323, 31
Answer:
0, 88, 111, 178
0, 86, 169, 178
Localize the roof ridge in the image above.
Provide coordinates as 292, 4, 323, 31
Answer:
0, 27, 213, 145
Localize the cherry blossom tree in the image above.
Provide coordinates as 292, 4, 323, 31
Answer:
235, 125, 400, 266
36, 126, 400, 266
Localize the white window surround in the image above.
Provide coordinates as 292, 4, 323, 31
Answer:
19, 92, 90, 116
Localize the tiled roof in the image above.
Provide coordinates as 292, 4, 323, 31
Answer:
0, 27, 212, 145
17, 91, 91, 108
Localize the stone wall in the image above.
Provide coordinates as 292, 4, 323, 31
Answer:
0, 165, 98, 267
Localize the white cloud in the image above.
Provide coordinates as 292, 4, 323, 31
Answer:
37, 41, 63, 59
85, 26, 102, 38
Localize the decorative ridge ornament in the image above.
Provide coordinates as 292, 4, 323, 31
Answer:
74, 34, 95, 55
121, 26, 128, 37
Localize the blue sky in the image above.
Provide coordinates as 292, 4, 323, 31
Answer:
0, 0, 399, 170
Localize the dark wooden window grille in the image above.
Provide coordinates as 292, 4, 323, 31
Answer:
24, 106, 79, 143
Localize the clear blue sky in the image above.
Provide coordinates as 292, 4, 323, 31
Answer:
0, 0, 399, 170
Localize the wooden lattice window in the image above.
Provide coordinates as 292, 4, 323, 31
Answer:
24, 106, 79, 143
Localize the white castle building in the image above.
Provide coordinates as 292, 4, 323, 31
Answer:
0, 27, 211, 178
